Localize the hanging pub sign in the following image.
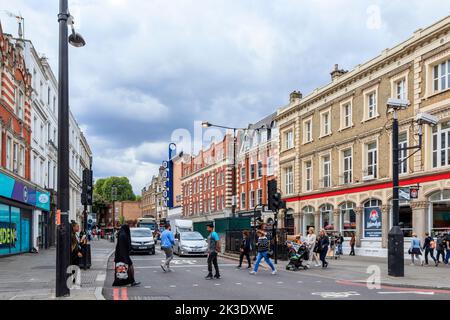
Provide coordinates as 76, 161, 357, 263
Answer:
410, 187, 419, 199
399, 187, 411, 201
364, 207, 382, 238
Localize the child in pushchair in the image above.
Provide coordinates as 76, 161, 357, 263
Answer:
286, 241, 309, 271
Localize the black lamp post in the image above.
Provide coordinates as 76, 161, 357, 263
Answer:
387, 98, 437, 277
55, 0, 85, 298
202, 122, 241, 217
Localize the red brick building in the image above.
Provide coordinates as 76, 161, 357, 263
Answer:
236, 113, 279, 223
181, 135, 234, 221
0, 25, 32, 180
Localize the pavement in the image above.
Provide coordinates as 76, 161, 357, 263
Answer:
0, 239, 115, 300
221, 252, 450, 290
102, 247, 450, 300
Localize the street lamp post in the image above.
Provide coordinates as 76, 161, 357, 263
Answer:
202, 122, 240, 217
387, 98, 438, 277
55, 0, 86, 298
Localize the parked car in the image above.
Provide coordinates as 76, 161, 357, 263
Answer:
130, 228, 155, 255
174, 231, 208, 257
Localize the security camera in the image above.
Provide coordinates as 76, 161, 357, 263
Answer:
387, 98, 410, 110
416, 113, 438, 126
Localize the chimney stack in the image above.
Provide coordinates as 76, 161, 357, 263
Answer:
289, 90, 302, 104
330, 64, 348, 81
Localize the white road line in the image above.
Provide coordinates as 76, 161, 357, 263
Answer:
169, 285, 176, 288
257, 282, 263, 285
193, 284, 199, 287
145, 286, 152, 289
378, 291, 435, 295
214, 284, 221, 286
276, 282, 284, 284
236, 283, 242, 285
297, 281, 303, 284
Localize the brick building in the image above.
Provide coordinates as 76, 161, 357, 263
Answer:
276, 15, 450, 257
0, 24, 51, 257
181, 134, 234, 222
236, 113, 279, 224
114, 200, 142, 225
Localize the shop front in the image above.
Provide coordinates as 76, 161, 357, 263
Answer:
0, 171, 50, 257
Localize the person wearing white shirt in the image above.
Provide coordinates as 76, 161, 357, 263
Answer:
306, 227, 320, 268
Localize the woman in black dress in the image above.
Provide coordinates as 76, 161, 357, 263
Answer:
113, 225, 140, 287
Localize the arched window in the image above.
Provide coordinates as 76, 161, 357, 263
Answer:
429, 190, 450, 236
340, 202, 356, 237
320, 204, 334, 231
303, 206, 315, 234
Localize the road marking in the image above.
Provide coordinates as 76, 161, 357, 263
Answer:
113, 288, 129, 300
236, 283, 242, 285
276, 282, 284, 284
378, 291, 435, 295
145, 286, 152, 289
193, 284, 199, 287
297, 281, 303, 284
135, 264, 236, 269
257, 282, 263, 285
214, 283, 221, 286
169, 285, 176, 288
312, 291, 360, 299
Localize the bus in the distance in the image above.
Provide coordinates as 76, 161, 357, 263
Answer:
137, 217, 158, 232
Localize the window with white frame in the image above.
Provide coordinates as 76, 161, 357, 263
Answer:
341, 102, 352, 129
257, 161, 263, 178
240, 167, 246, 183
249, 190, 255, 209
6, 137, 12, 170
433, 59, 450, 93
285, 130, 294, 150
284, 166, 294, 195
304, 160, 312, 192
340, 202, 356, 237
395, 78, 407, 100
13, 143, 18, 173
19, 146, 24, 177
432, 122, 450, 168
342, 149, 352, 184
365, 142, 378, 179
321, 110, 331, 136
257, 189, 263, 206
320, 204, 334, 231
367, 91, 377, 119
241, 192, 246, 209
303, 119, 312, 143
321, 155, 331, 188
399, 132, 408, 174
16, 90, 24, 120
267, 157, 274, 176
250, 163, 256, 180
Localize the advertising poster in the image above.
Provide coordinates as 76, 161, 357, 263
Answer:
364, 207, 382, 238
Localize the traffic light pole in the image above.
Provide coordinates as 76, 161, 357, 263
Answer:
273, 209, 278, 265
56, 0, 71, 298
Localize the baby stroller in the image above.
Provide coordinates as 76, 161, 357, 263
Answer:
286, 242, 309, 271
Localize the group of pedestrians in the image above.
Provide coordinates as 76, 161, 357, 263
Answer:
409, 231, 450, 267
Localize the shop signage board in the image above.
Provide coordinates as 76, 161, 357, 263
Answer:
0, 172, 50, 211
364, 207, 382, 238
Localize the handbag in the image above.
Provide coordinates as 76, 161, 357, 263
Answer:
115, 262, 129, 280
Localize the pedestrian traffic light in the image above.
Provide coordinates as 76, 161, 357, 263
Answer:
268, 180, 286, 212
268, 180, 277, 211
82, 169, 93, 206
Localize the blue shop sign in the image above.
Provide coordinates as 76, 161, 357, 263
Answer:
0, 172, 50, 211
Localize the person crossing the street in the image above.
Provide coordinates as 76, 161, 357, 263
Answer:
160, 224, 175, 272
250, 229, 277, 275
305, 227, 321, 268
205, 224, 221, 280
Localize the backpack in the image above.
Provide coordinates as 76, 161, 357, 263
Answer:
437, 237, 444, 250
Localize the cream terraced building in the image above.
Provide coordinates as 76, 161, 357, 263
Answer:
276, 15, 450, 257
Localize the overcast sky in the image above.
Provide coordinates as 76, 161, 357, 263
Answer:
0, 0, 448, 194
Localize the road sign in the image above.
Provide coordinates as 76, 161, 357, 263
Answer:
399, 187, 411, 201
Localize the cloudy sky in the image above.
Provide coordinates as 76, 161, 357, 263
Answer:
0, 0, 448, 194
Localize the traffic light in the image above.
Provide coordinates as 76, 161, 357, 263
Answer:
268, 180, 286, 212
82, 169, 93, 206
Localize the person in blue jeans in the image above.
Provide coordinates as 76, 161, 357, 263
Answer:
160, 224, 175, 272
250, 230, 277, 275
445, 231, 450, 265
